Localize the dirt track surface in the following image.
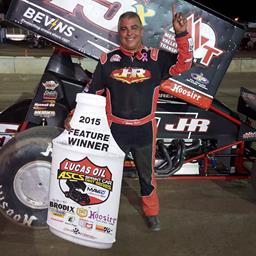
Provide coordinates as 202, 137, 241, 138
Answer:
0, 178, 256, 256
0, 43, 256, 256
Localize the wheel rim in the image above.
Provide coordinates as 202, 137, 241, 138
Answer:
13, 160, 51, 209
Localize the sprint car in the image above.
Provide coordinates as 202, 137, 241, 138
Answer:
0, 48, 255, 228
0, 0, 255, 229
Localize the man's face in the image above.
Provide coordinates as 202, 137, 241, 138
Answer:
118, 17, 143, 53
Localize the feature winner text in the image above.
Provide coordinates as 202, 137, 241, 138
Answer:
68, 128, 110, 152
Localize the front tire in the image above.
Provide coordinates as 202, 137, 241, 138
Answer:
0, 126, 63, 229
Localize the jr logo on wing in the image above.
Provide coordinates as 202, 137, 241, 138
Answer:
165, 118, 210, 132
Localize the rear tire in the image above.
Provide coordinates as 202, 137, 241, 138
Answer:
0, 126, 63, 229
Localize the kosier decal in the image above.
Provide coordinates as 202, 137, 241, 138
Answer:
160, 81, 213, 109
57, 157, 113, 206
187, 14, 224, 67
111, 68, 151, 84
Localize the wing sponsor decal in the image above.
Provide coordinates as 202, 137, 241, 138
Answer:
160, 79, 213, 109
165, 117, 210, 133
156, 111, 211, 139
187, 14, 224, 67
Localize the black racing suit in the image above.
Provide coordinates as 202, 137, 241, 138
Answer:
89, 32, 193, 216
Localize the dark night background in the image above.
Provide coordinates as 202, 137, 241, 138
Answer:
195, 0, 254, 22
0, 0, 254, 22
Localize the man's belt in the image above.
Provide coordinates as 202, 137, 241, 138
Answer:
108, 113, 155, 126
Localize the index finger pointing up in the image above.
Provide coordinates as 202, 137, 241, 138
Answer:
172, 3, 177, 17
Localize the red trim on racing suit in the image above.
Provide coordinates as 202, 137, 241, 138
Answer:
88, 32, 193, 216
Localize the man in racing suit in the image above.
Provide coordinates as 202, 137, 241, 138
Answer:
66, 6, 193, 231
88, 7, 193, 231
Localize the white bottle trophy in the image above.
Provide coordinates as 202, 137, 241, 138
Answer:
47, 93, 125, 249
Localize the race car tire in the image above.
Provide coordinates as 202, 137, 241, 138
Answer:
0, 126, 63, 229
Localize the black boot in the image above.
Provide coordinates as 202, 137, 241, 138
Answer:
145, 215, 160, 231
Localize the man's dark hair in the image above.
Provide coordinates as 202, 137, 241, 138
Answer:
118, 11, 142, 27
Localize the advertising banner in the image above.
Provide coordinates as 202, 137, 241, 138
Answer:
47, 93, 125, 248
7, 0, 244, 108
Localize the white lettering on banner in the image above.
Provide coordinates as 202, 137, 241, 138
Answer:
165, 118, 210, 132
49, 0, 137, 32
171, 84, 202, 101
63, 162, 89, 174
160, 31, 178, 53
23, 7, 75, 37
63, 162, 106, 178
